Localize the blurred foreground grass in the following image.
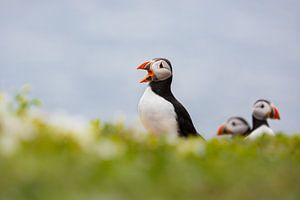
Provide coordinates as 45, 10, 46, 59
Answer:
0, 89, 300, 200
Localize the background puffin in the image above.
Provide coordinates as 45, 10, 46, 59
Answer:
217, 117, 251, 137
217, 99, 280, 139
137, 58, 204, 139
247, 99, 280, 139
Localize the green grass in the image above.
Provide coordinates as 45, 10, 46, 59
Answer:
0, 90, 300, 200
1, 124, 300, 200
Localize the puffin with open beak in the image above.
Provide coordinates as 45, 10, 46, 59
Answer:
217, 99, 281, 139
137, 58, 204, 139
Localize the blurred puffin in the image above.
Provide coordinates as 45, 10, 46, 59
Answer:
217, 117, 251, 137
137, 58, 204, 139
247, 99, 280, 139
217, 99, 280, 139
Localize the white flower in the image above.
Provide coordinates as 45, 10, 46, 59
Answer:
0, 135, 19, 155
37, 110, 95, 148
0, 93, 36, 154
177, 139, 206, 157
94, 140, 126, 160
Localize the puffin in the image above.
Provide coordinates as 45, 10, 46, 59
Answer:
217, 117, 251, 137
137, 58, 204, 139
217, 99, 281, 139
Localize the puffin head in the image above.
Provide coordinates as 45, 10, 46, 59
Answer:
252, 99, 280, 120
217, 117, 251, 136
137, 58, 172, 83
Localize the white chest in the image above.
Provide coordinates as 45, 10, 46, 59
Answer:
246, 125, 275, 140
138, 87, 178, 136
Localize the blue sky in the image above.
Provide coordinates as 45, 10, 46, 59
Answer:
0, 0, 299, 138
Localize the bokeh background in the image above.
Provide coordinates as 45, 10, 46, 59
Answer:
0, 0, 299, 138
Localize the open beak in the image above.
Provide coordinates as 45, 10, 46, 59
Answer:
269, 104, 280, 120
137, 61, 154, 83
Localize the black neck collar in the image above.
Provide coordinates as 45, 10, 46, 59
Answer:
149, 77, 173, 97
252, 115, 269, 131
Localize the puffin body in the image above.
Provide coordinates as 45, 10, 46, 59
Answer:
245, 125, 274, 140
138, 87, 178, 136
137, 58, 202, 138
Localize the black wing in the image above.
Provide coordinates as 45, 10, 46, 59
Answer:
149, 80, 205, 139
167, 96, 205, 139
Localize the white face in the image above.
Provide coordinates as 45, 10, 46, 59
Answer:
150, 60, 172, 81
225, 117, 250, 135
253, 100, 272, 120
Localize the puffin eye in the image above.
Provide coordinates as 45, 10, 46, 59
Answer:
232, 122, 236, 126
159, 62, 164, 69
261, 104, 265, 109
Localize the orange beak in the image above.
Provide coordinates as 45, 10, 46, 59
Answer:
137, 61, 155, 83
217, 124, 225, 136
137, 61, 150, 70
270, 104, 280, 120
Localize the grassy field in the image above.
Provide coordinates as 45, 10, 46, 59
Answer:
1, 90, 300, 200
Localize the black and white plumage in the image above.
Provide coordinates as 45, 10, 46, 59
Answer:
246, 99, 280, 139
137, 58, 204, 139
217, 99, 280, 139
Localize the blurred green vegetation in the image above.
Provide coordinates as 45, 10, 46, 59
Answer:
0, 90, 300, 200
